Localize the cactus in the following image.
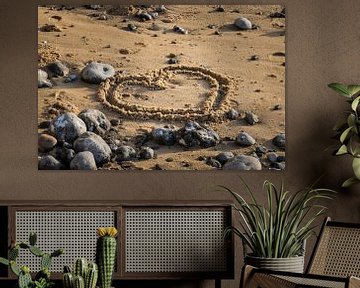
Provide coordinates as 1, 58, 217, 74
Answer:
18, 270, 32, 288
96, 227, 118, 288
85, 263, 98, 288
63, 272, 74, 288
74, 258, 88, 279
63, 260, 98, 288
74, 275, 85, 288
0, 232, 63, 288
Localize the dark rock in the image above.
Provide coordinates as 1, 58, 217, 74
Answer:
215, 152, 234, 165
84, 5, 102, 10
98, 14, 107, 20
139, 147, 154, 159
271, 162, 285, 170
38, 155, 63, 170
226, 108, 239, 120
178, 121, 220, 148
273, 133, 285, 149
245, 112, 259, 125
50, 112, 87, 143
277, 155, 286, 162
168, 58, 178, 64
173, 25, 188, 34
165, 157, 174, 162
38, 134, 57, 152
223, 155, 262, 170
249, 55, 259, 61
152, 127, 176, 146
127, 23, 137, 31
115, 145, 137, 162
208, 24, 216, 29
38, 120, 51, 129
74, 132, 112, 164
38, 69, 52, 88
215, 6, 225, 12
47, 61, 69, 77
269, 11, 285, 18
273, 52, 286, 57
255, 146, 268, 155
236, 132, 256, 146
234, 17, 252, 30
272, 104, 282, 110
64, 74, 78, 83
110, 118, 121, 126
56, 147, 75, 165
267, 152, 278, 163
70, 151, 97, 170
63, 142, 73, 149
78, 108, 111, 136
81, 62, 115, 84
138, 12, 152, 21
206, 158, 222, 168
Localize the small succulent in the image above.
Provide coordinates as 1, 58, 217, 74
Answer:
329, 83, 360, 187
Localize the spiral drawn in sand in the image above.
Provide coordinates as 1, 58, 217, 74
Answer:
97, 66, 232, 121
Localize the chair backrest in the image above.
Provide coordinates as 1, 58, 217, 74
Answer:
307, 217, 360, 277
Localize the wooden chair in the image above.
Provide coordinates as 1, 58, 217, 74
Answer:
241, 217, 360, 288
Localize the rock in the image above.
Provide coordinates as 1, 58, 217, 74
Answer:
167, 58, 178, 64
98, 14, 107, 20
81, 62, 115, 84
270, 11, 285, 18
115, 145, 137, 162
152, 127, 176, 146
272, 104, 282, 110
64, 74, 77, 83
74, 132, 112, 164
165, 157, 174, 162
271, 162, 285, 170
178, 121, 220, 148
50, 112, 87, 143
84, 5, 101, 10
127, 23, 137, 31
138, 12, 152, 21
55, 147, 75, 165
206, 158, 222, 168
119, 48, 130, 55
38, 134, 57, 152
139, 147, 154, 159
155, 5, 167, 13
70, 151, 97, 170
110, 119, 121, 126
215, 152, 234, 165
223, 155, 262, 170
249, 55, 259, 61
216, 6, 225, 12
273, 133, 285, 149
234, 17, 252, 30
150, 12, 159, 19
38, 155, 63, 170
39, 24, 62, 32
277, 155, 285, 162
78, 109, 111, 136
236, 132, 256, 146
255, 146, 268, 155
46, 61, 69, 77
267, 152, 278, 163
38, 120, 51, 129
226, 108, 239, 120
173, 25, 188, 34
245, 112, 259, 125
38, 69, 52, 88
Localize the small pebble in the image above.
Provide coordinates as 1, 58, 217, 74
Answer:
245, 112, 259, 125
139, 147, 155, 160
249, 55, 259, 61
64, 74, 77, 83
38, 134, 57, 152
38, 155, 63, 170
127, 23, 137, 31
271, 162, 285, 170
167, 58, 178, 64
206, 158, 222, 168
110, 119, 121, 126
38, 120, 51, 129
215, 152, 234, 165
277, 155, 285, 162
216, 6, 225, 12
267, 152, 278, 163
273, 133, 285, 149
226, 109, 239, 120
234, 17, 252, 30
155, 5, 167, 13
272, 104, 282, 110
255, 146, 268, 155
173, 25, 188, 34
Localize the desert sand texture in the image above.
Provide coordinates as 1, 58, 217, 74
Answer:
38, 5, 285, 171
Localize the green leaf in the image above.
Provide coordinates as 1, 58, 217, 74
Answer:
347, 85, 360, 97
328, 83, 351, 97
352, 157, 360, 179
351, 96, 360, 111
342, 177, 360, 188
0, 257, 9, 266
336, 145, 348, 155
340, 126, 353, 143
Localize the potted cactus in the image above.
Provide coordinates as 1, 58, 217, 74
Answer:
96, 227, 118, 288
0, 232, 64, 288
62, 258, 98, 288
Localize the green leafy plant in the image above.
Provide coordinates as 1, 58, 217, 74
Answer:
0, 232, 63, 288
328, 83, 360, 187
222, 179, 334, 258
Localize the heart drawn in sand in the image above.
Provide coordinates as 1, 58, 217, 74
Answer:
97, 66, 232, 121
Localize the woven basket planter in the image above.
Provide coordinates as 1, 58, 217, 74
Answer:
245, 254, 305, 273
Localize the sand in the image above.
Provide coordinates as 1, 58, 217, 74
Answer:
38, 5, 285, 170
